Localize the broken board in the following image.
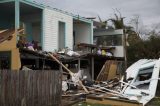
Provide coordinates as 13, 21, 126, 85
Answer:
96, 60, 118, 81
86, 95, 143, 106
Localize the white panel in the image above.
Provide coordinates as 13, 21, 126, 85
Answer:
94, 29, 123, 36
113, 46, 124, 57
43, 8, 73, 51
73, 23, 91, 45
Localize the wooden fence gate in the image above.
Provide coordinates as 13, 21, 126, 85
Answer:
0, 70, 62, 106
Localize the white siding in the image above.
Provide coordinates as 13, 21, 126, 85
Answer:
113, 46, 124, 57
43, 8, 73, 51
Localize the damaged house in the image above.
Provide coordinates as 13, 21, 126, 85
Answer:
0, 0, 93, 70
1, 1, 160, 106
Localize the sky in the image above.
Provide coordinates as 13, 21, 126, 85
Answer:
35, 0, 160, 28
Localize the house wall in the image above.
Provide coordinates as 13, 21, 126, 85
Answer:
94, 29, 123, 36
21, 13, 42, 45
0, 14, 14, 29
43, 8, 73, 51
113, 46, 124, 57
0, 32, 21, 70
94, 29, 124, 57
24, 23, 41, 45
74, 22, 91, 44
32, 25, 41, 43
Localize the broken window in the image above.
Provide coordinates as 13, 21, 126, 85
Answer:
132, 67, 153, 89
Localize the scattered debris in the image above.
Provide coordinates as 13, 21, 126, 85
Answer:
1, 29, 159, 106
124, 59, 160, 105
48, 53, 89, 93
61, 58, 160, 106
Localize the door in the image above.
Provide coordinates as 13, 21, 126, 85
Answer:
58, 22, 65, 49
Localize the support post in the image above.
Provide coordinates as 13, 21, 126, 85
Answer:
91, 57, 94, 80
35, 58, 39, 69
15, 0, 20, 30
78, 58, 80, 70
60, 63, 63, 73
15, 0, 20, 42
123, 28, 127, 81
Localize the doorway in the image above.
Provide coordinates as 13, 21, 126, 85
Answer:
58, 22, 65, 49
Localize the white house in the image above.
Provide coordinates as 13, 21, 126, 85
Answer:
0, 0, 93, 51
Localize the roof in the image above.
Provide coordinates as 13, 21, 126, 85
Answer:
0, 0, 92, 23
94, 29, 124, 36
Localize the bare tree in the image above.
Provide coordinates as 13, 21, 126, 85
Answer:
97, 15, 108, 29
108, 9, 125, 29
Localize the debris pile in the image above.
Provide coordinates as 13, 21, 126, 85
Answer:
62, 59, 160, 106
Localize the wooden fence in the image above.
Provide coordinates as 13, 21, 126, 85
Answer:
0, 70, 62, 106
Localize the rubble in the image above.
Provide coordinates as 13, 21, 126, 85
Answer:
1, 29, 159, 106
61, 58, 160, 106
123, 58, 160, 105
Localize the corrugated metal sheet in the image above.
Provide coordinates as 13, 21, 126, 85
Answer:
43, 8, 73, 51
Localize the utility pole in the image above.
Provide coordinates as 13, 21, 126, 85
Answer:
121, 16, 128, 81
123, 27, 127, 81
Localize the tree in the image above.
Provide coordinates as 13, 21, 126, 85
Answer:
108, 9, 125, 29
127, 32, 160, 66
97, 15, 108, 29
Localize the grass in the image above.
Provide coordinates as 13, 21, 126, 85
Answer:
72, 102, 112, 106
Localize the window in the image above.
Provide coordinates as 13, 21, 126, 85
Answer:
132, 67, 154, 89
94, 34, 122, 46
0, 51, 11, 70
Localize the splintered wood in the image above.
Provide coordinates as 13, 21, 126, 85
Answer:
96, 60, 118, 81
48, 53, 89, 93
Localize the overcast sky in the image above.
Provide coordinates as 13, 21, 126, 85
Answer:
35, 0, 160, 27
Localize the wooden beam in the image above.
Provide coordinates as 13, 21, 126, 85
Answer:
48, 53, 89, 93
91, 57, 94, 80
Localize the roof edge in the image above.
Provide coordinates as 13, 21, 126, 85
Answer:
0, 0, 93, 23
22, 0, 93, 23
0, 0, 15, 3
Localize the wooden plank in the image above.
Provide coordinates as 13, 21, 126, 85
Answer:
48, 53, 89, 93
96, 61, 106, 81
96, 60, 118, 81
91, 57, 94, 80
86, 98, 143, 106
107, 61, 118, 80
